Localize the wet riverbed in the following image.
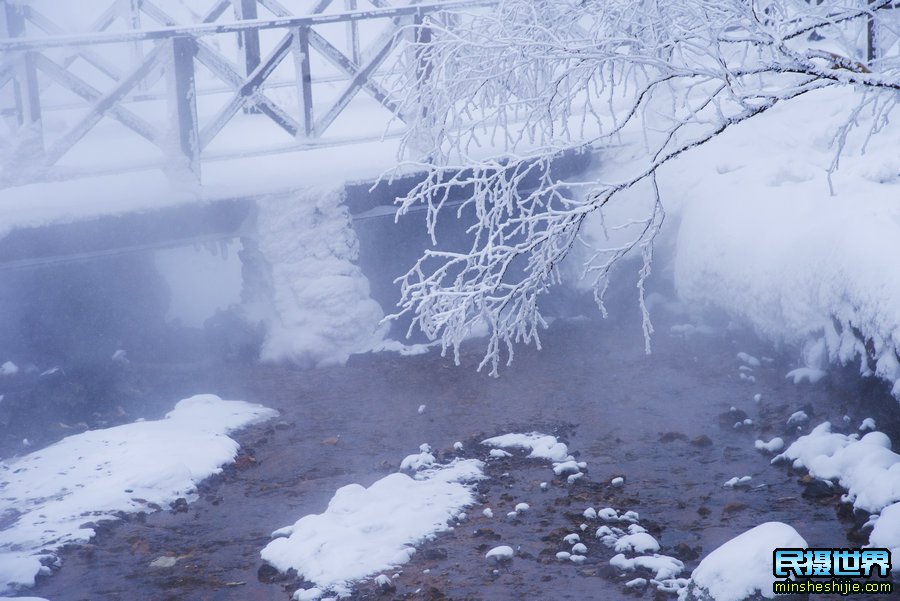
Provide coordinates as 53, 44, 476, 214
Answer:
8, 306, 900, 601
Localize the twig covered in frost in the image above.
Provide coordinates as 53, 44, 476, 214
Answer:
388, 0, 899, 375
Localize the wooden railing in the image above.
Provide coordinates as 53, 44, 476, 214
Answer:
0, 0, 495, 187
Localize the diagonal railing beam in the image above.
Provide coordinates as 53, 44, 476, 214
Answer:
198, 31, 300, 148
41, 43, 165, 167
195, 38, 303, 141
33, 53, 158, 143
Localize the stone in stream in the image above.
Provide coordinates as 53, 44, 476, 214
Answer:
680, 522, 808, 601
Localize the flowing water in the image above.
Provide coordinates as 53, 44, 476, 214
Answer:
8, 306, 899, 601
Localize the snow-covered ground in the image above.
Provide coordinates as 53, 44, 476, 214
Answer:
0, 394, 276, 593
668, 86, 900, 396
260, 450, 483, 599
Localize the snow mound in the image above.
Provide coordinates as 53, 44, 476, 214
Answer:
0, 394, 277, 593
775, 421, 900, 514
260, 456, 484, 597
679, 522, 807, 601
481, 432, 570, 462
673, 87, 900, 398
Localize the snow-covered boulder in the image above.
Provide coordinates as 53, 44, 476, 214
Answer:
679, 522, 807, 601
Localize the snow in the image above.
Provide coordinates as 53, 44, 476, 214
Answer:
786, 411, 808, 426
481, 432, 570, 462
482, 508, 493, 518
786, 368, 827, 384
489, 449, 512, 458
611, 476, 625, 486
754, 438, 785, 453
736, 352, 760, 367
614, 533, 660, 554
514, 502, 529, 513
869, 503, 900, 568
485, 546, 514, 562
679, 522, 807, 601
563, 533, 580, 544
252, 187, 387, 367
0, 361, 19, 376
0, 394, 276, 593
582, 507, 597, 519
571, 542, 587, 554
552, 461, 581, 476
556, 551, 570, 561
260, 455, 484, 597
860, 417, 876, 431
723, 476, 752, 488
775, 421, 900, 514
672, 87, 900, 397
611, 553, 684, 580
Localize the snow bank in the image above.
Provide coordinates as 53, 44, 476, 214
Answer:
775, 420, 900, 563
260, 457, 484, 597
481, 432, 570, 462
253, 187, 387, 367
0, 394, 277, 593
671, 87, 900, 396
679, 522, 807, 601
776, 421, 900, 514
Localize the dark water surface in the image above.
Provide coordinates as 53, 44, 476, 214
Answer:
16, 310, 900, 601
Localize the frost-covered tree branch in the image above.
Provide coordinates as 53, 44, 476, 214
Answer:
388, 0, 900, 375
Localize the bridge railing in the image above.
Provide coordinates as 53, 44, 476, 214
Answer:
0, 0, 495, 188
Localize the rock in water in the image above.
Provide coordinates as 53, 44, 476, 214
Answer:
680, 522, 807, 601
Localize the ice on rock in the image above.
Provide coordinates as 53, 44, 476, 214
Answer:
722, 476, 752, 488
453, 441, 464, 451
567, 472, 584, 484
583, 507, 597, 520
0, 361, 19, 376
859, 418, 876, 431
597, 507, 619, 520
481, 432, 570, 462
611, 476, 625, 486
514, 502, 529, 513
869, 503, 900, 564
294, 588, 323, 601
563, 533, 580, 544
489, 449, 512, 458
786, 368, 826, 384
572, 543, 588, 554
614, 533, 660, 554
570, 554, 586, 564
737, 352, 761, 367
776, 421, 900, 514
417, 405, 426, 415
485, 546, 514, 562
611, 553, 684, 580
625, 578, 648, 588
679, 522, 806, 601
552, 460, 581, 476
754, 438, 784, 453
621, 510, 640, 523
786, 411, 808, 426
556, 551, 571, 561
482, 507, 493, 518
400, 446, 436, 471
